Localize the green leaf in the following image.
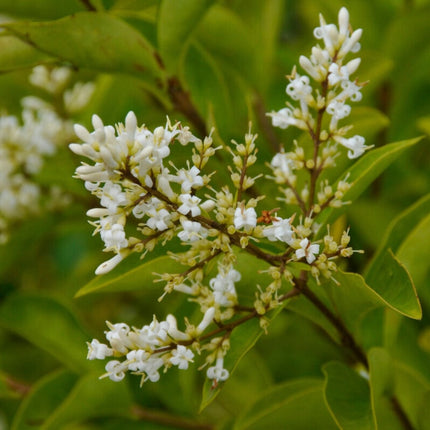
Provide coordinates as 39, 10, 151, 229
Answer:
157, 0, 215, 73
4, 12, 163, 79
195, 5, 258, 88
0, 35, 51, 72
365, 193, 430, 276
394, 361, 430, 430
12, 370, 78, 430
367, 348, 403, 430
365, 250, 421, 320
0, 0, 85, 19
184, 43, 234, 134
234, 378, 337, 430
323, 361, 375, 430
0, 294, 90, 372
316, 137, 423, 233
200, 306, 285, 411
75, 254, 180, 297
396, 212, 430, 291
42, 372, 133, 430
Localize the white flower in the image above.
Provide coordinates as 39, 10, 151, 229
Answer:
104, 360, 127, 382
207, 357, 229, 383
100, 182, 127, 213
169, 345, 194, 370
175, 166, 204, 192
295, 238, 320, 264
335, 135, 369, 159
209, 268, 240, 307
271, 151, 294, 176
326, 100, 351, 120
268, 108, 307, 130
286, 74, 312, 101
147, 207, 171, 231
263, 218, 294, 244
234, 206, 257, 230
87, 339, 113, 360
105, 321, 133, 353
178, 219, 207, 242
100, 223, 128, 251
177, 194, 201, 217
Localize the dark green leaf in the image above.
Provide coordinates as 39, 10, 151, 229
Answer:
43, 372, 133, 429
323, 361, 375, 430
0, 0, 85, 19
365, 193, 430, 276
157, 0, 215, 72
0, 294, 90, 372
12, 370, 78, 430
234, 378, 337, 429
200, 306, 284, 411
75, 254, 181, 297
394, 361, 430, 430
316, 137, 423, 234
367, 348, 402, 430
0, 35, 51, 72
4, 12, 163, 79
396, 212, 430, 291
365, 250, 421, 320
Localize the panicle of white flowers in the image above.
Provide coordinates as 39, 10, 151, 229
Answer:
77, 7, 367, 387
0, 65, 95, 243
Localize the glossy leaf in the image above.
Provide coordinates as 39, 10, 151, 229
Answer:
200, 306, 285, 411
316, 137, 422, 233
323, 361, 375, 430
234, 378, 336, 429
0, 294, 90, 372
0, 0, 85, 19
75, 254, 181, 297
12, 370, 78, 430
0, 35, 51, 72
367, 348, 402, 430
396, 212, 430, 290
195, 5, 258, 88
157, 0, 215, 72
394, 361, 430, 430
4, 12, 163, 79
365, 193, 430, 276
43, 372, 133, 429
365, 250, 421, 320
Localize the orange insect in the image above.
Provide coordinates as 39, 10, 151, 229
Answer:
257, 208, 280, 224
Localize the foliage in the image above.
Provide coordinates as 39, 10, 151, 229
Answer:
1, 1, 430, 429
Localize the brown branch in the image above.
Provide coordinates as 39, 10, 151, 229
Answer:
167, 77, 207, 137
79, 0, 97, 11
253, 94, 279, 153
132, 405, 213, 430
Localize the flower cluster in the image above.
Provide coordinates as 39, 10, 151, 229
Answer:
0, 65, 94, 243
75, 8, 365, 387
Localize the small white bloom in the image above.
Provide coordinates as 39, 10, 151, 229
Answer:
147, 207, 171, 231
178, 219, 207, 242
178, 194, 202, 217
335, 135, 369, 159
169, 345, 194, 370
207, 357, 229, 383
268, 108, 307, 130
234, 206, 257, 230
295, 238, 320, 264
104, 360, 126, 382
175, 166, 204, 192
87, 339, 113, 360
263, 218, 294, 244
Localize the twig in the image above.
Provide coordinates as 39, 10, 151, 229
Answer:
132, 405, 214, 430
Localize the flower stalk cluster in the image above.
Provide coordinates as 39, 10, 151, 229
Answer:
72, 8, 366, 386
